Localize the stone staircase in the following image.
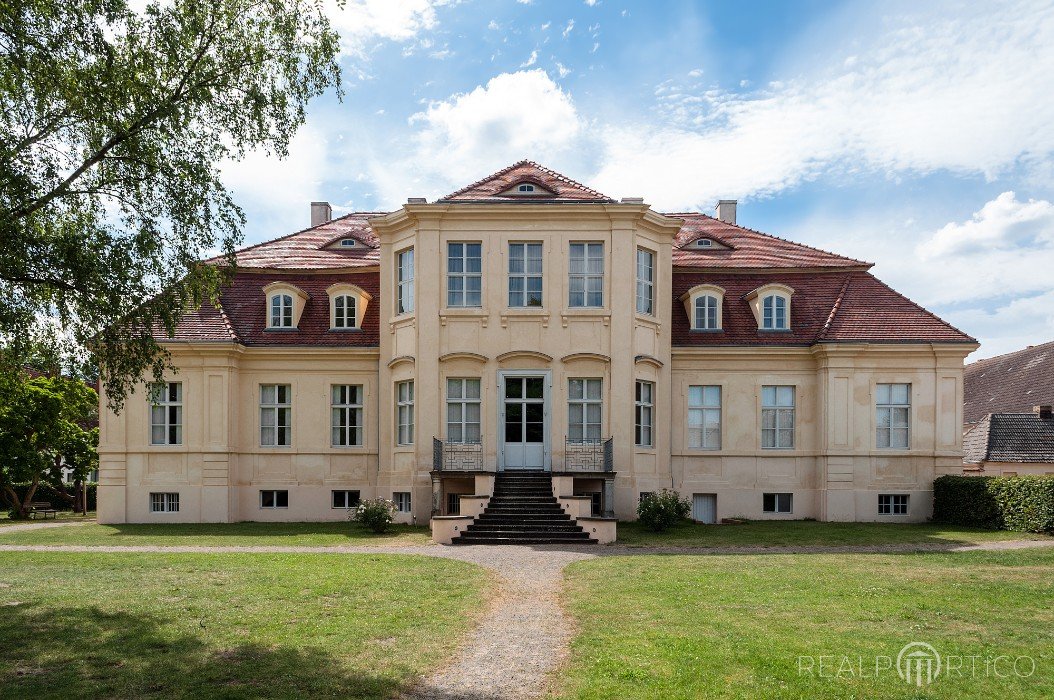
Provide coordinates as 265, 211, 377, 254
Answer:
450, 471, 597, 545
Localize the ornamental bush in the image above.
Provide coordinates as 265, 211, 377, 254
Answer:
933, 475, 1054, 533
637, 489, 692, 532
353, 498, 397, 534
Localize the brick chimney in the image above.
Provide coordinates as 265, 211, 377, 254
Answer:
716, 200, 737, 224
310, 201, 332, 227
1034, 405, 1053, 420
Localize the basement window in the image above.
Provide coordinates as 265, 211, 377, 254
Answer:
260, 490, 289, 509
878, 494, 909, 516
763, 492, 793, 513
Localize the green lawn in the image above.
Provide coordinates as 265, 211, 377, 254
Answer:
0, 521, 432, 546
0, 511, 95, 526
560, 549, 1054, 699
0, 551, 488, 699
614, 519, 1051, 547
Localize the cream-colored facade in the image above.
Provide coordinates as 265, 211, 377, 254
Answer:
98, 171, 976, 527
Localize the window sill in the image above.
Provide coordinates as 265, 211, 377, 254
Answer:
560, 309, 611, 327
757, 329, 793, 334
264, 327, 299, 333
634, 313, 661, 329
440, 308, 489, 326
501, 308, 550, 327
388, 314, 415, 332
327, 327, 363, 333
689, 328, 724, 334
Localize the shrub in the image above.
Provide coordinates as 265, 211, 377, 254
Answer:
933, 475, 1054, 533
637, 489, 691, 532
353, 498, 397, 534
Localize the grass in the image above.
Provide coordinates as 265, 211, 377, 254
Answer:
560, 549, 1054, 699
0, 521, 432, 546
613, 519, 1051, 547
0, 511, 95, 526
0, 551, 488, 699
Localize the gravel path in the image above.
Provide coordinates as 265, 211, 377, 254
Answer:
2, 537, 1052, 699
0, 519, 94, 534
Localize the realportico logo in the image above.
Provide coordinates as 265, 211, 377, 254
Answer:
797, 641, 1036, 684
897, 642, 941, 686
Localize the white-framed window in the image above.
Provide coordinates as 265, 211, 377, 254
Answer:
331, 385, 363, 447
149, 492, 179, 513
260, 490, 288, 509
397, 248, 414, 314
876, 383, 911, 449
695, 295, 720, 330
333, 294, 356, 329
447, 242, 482, 307
763, 493, 793, 513
569, 242, 604, 308
339, 238, 356, 247
396, 380, 414, 445
332, 490, 360, 509
447, 378, 481, 443
394, 492, 412, 513
762, 294, 788, 330
761, 385, 795, 449
635, 381, 654, 447
878, 494, 909, 516
568, 378, 602, 441
508, 242, 543, 307
518, 183, 536, 193
149, 381, 182, 445
636, 248, 654, 315
269, 294, 293, 328
688, 385, 722, 450
260, 384, 291, 447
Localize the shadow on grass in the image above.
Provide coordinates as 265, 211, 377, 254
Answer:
85, 521, 428, 543
0, 603, 490, 700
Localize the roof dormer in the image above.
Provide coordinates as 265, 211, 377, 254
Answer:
263, 281, 309, 330
745, 283, 795, 331
680, 284, 726, 331
498, 180, 555, 197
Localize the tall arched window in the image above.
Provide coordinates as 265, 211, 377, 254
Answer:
333, 294, 356, 328
270, 294, 293, 328
694, 295, 719, 330
762, 294, 787, 330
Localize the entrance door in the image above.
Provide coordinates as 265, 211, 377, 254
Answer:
500, 375, 547, 470
693, 494, 717, 524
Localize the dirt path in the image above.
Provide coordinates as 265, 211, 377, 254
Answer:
0, 519, 94, 534
2, 538, 1052, 699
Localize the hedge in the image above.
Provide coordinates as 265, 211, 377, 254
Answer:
5, 481, 97, 512
933, 475, 1054, 533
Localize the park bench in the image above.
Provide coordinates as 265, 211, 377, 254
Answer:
29, 501, 58, 519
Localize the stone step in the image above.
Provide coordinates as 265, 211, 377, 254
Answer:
451, 535, 598, 545
474, 515, 573, 524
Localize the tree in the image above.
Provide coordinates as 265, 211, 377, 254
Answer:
0, 0, 341, 411
0, 371, 98, 518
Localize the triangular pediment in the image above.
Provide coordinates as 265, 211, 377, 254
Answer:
439, 161, 613, 202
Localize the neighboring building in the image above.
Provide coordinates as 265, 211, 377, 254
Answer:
97, 161, 977, 527
963, 406, 1054, 476
964, 340, 1054, 429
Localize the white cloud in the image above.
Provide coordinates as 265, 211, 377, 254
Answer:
562, 19, 574, 38
521, 50, 538, 67
326, 0, 453, 57
555, 62, 571, 78
487, 19, 500, 30
919, 192, 1054, 258
371, 70, 583, 204
589, 1, 1054, 210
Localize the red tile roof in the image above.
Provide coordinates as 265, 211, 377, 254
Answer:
212, 213, 382, 270
671, 213, 870, 270
672, 271, 974, 347
964, 340, 1054, 426
438, 160, 614, 203
162, 272, 380, 347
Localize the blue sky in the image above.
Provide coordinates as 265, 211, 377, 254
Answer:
221, 0, 1054, 360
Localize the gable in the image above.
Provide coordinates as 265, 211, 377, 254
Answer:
438, 160, 614, 202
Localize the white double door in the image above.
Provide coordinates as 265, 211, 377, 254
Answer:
498, 372, 550, 470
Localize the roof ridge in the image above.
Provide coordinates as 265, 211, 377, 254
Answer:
819, 273, 853, 339
214, 298, 240, 342
439, 160, 610, 201
864, 271, 977, 343
669, 212, 873, 267
967, 338, 1054, 366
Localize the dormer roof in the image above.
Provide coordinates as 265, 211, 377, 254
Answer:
437, 160, 615, 203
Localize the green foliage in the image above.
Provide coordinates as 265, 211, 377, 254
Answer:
0, 370, 98, 517
636, 489, 691, 532
353, 498, 398, 534
0, 0, 341, 410
933, 474, 1054, 533
6, 481, 97, 514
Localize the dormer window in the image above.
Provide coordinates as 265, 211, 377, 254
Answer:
327, 283, 372, 331
762, 295, 787, 330
339, 238, 356, 247
499, 181, 554, 197
695, 239, 713, 248
270, 294, 293, 327
518, 184, 536, 193
680, 284, 725, 331
745, 283, 794, 332
263, 282, 309, 330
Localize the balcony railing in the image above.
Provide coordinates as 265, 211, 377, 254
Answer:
563, 437, 614, 472
432, 438, 489, 472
